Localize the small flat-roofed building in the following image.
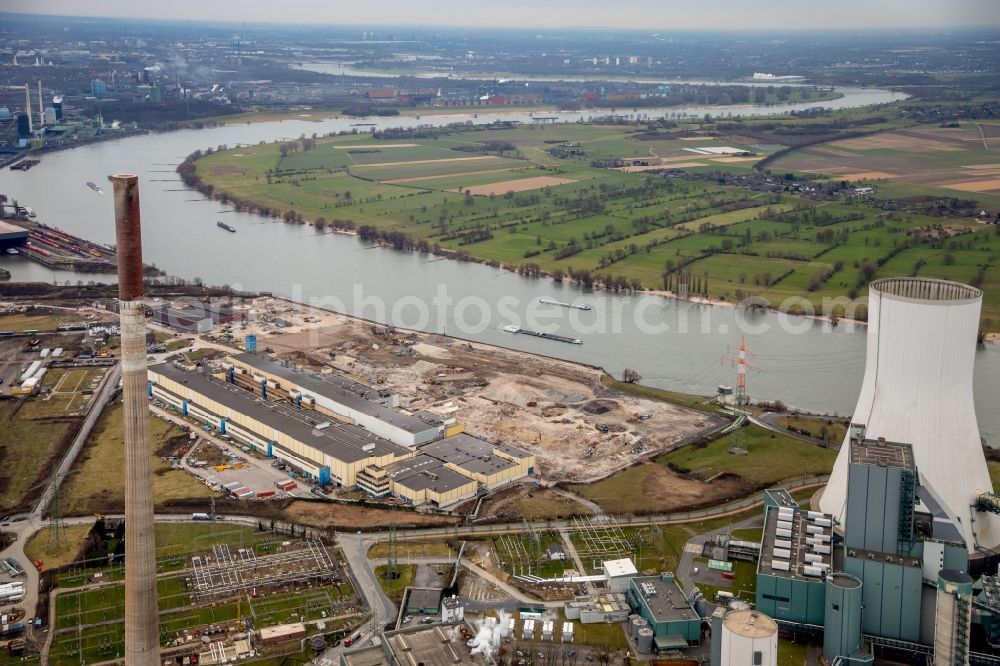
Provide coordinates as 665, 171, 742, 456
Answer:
260, 622, 306, 646
564, 593, 631, 623
603, 558, 638, 592
229, 352, 440, 447
442, 595, 464, 623
405, 587, 443, 615
382, 455, 478, 508
419, 433, 535, 490
356, 464, 391, 498
627, 574, 701, 646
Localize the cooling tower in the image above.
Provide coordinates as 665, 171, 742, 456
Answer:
112, 174, 160, 664
820, 277, 997, 549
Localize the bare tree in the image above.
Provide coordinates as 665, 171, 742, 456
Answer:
622, 368, 641, 384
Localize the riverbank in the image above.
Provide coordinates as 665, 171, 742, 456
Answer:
189, 117, 1000, 328
10, 85, 1000, 445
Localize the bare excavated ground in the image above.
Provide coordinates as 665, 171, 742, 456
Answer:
246, 298, 721, 484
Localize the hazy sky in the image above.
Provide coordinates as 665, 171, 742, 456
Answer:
13, 0, 1000, 30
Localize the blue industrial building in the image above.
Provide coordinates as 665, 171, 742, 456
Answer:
627, 574, 701, 650
755, 429, 981, 663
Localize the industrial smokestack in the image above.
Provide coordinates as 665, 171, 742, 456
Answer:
112, 175, 160, 665
24, 84, 32, 134
820, 277, 996, 549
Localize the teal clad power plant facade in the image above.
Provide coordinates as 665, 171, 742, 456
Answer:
823, 574, 864, 664
755, 429, 978, 661
841, 554, 923, 641
842, 436, 924, 642
755, 504, 831, 625
844, 435, 916, 556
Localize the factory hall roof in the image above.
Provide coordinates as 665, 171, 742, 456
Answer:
850, 437, 915, 470
758, 505, 833, 582
405, 588, 443, 611
383, 455, 475, 493
149, 363, 410, 464
630, 575, 698, 623
384, 625, 483, 666
231, 352, 434, 435
0, 220, 28, 240
419, 433, 531, 476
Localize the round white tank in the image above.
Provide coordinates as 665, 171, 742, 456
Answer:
631, 616, 648, 639
720, 610, 777, 666
820, 278, 998, 548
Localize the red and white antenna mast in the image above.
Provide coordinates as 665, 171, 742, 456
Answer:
724, 336, 760, 406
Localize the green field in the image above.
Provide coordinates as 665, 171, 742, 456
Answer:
16, 367, 108, 419
61, 402, 216, 515
658, 424, 837, 483
0, 401, 75, 513
567, 424, 835, 514
374, 563, 416, 602
194, 121, 1000, 327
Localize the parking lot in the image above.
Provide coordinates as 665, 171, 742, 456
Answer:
151, 406, 313, 501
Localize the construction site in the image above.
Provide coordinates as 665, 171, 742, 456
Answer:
207, 295, 720, 484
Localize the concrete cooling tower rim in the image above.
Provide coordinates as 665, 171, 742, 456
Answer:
870, 277, 982, 304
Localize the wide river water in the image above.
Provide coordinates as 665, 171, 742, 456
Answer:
1, 88, 998, 445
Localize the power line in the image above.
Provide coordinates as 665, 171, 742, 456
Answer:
723, 335, 760, 406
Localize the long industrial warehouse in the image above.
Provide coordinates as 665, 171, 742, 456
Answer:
228, 352, 441, 447
147, 362, 535, 507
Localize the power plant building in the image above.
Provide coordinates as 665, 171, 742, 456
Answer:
754, 505, 831, 625
821, 278, 998, 552
840, 436, 927, 642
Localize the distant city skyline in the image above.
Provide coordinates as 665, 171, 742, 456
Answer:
12, 0, 1000, 30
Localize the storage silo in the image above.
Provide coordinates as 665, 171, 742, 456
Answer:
935, 569, 974, 666
820, 278, 998, 549
631, 615, 647, 639
719, 610, 777, 666
823, 573, 863, 662
637, 627, 654, 654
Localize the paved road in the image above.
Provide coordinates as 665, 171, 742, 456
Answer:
552, 489, 605, 517
756, 412, 836, 449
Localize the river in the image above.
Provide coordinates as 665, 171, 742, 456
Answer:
1, 91, 997, 445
